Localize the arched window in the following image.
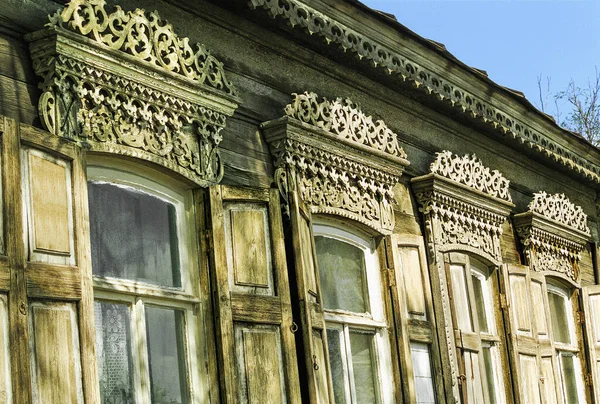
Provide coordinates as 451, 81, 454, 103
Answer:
313, 223, 393, 403
87, 159, 206, 403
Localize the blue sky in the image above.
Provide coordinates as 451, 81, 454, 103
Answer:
361, 0, 599, 117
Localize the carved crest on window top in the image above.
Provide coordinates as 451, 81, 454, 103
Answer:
285, 92, 407, 159
27, 0, 239, 186
49, 0, 236, 95
263, 92, 409, 235
430, 151, 512, 202
515, 192, 590, 284
412, 151, 514, 264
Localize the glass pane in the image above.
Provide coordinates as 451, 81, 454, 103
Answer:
547, 291, 570, 344
482, 347, 497, 404
327, 328, 347, 404
95, 301, 134, 404
449, 265, 472, 332
350, 332, 378, 403
560, 355, 580, 404
410, 343, 435, 404
315, 236, 369, 313
88, 182, 181, 287
471, 275, 489, 333
145, 306, 189, 404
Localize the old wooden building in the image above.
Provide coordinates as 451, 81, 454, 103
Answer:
1, 0, 600, 402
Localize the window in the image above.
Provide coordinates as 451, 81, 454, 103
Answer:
88, 163, 204, 404
314, 223, 393, 404
546, 284, 585, 404
447, 255, 505, 404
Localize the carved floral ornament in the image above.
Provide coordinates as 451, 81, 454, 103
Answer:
249, 0, 600, 185
412, 151, 514, 264
263, 92, 409, 234
514, 192, 590, 284
26, 0, 239, 186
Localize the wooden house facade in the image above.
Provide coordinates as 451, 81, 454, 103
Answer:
0, 0, 600, 403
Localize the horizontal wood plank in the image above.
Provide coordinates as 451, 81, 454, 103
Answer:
231, 293, 282, 324
26, 263, 81, 300
20, 125, 78, 160
408, 319, 433, 343
222, 185, 270, 202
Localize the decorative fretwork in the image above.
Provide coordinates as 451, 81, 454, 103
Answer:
515, 192, 590, 284
284, 92, 407, 159
49, 0, 236, 95
413, 151, 514, 263
27, 0, 239, 186
249, 0, 600, 185
528, 192, 589, 233
430, 151, 512, 202
263, 93, 409, 234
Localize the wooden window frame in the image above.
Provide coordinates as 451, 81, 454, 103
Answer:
446, 253, 506, 404
87, 160, 207, 403
314, 222, 394, 404
546, 282, 586, 403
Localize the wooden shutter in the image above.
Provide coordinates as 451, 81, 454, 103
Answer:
287, 185, 333, 403
2, 121, 98, 403
500, 264, 560, 404
207, 185, 301, 403
385, 234, 443, 403
581, 285, 600, 403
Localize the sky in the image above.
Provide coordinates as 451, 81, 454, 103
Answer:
360, 0, 599, 118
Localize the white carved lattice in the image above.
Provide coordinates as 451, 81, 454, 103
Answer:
430, 151, 512, 202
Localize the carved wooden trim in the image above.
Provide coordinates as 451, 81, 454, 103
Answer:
249, 0, 600, 185
26, 0, 239, 186
262, 93, 409, 235
514, 192, 590, 285
412, 151, 514, 264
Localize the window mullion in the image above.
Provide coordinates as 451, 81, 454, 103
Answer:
133, 297, 151, 404
344, 325, 357, 404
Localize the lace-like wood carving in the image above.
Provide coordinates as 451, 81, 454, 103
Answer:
515, 192, 590, 284
263, 92, 409, 234
27, 0, 239, 186
413, 151, 514, 264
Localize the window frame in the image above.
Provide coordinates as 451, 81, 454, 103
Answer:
546, 282, 586, 404
87, 159, 206, 404
313, 221, 393, 404
446, 254, 506, 404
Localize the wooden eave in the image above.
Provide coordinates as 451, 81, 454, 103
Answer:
240, 0, 600, 188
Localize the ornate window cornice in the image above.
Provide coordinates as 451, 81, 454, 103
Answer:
249, 0, 600, 186
263, 92, 409, 234
412, 151, 514, 264
26, 0, 240, 186
514, 192, 590, 285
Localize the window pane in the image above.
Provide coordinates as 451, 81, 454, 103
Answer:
95, 301, 134, 404
327, 328, 347, 404
560, 355, 580, 404
471, 275, 489, 333
350, 332, 378, 403
547, 291, 570, 344
482, 346, 497, 404
88, 182, 181, 287
315, 236, 369, 313
410, 343, 435, 404
145, 306, 189, 404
